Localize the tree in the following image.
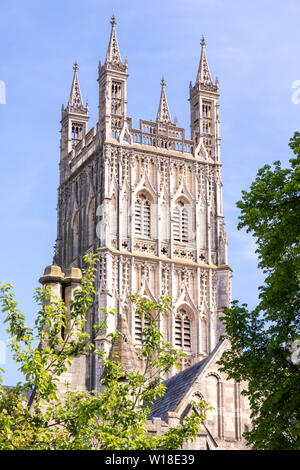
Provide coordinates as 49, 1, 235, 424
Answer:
0, 254, 209, 450
218, 132, 300, 450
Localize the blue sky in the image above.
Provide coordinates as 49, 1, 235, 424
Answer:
0, 0, 299, 385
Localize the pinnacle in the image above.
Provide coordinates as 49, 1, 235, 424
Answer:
196, 36, 213, 86
66, 61, 87, 113
109, 314, 141, 373
105, 14, 122, 66
156, 76, 171, 124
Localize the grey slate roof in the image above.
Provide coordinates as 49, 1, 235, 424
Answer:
148, 342, 222, 421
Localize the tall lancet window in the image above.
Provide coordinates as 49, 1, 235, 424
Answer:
135, 193, 151, 237
201, 317, 208, 353
71, 124, 83, 148
202, 102, 211, 118
173, 201, 189, 243
111, 81, 122, 99
175, 309, 191, 350
134, 311, 151, 345
87, 199, 94, 248
72, 212, 79, 260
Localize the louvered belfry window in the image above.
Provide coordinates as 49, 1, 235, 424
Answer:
175, 309, 191, 349
135, 194, 151, 237
173, 201, 189, 243
135, 312, 151, 344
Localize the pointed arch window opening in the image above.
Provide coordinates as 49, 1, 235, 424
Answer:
111, 87, 122, 139
111, 81, 122, 99
201, 317, 208, 353
202, 102, 211, 118
175, 309, 191, 350
134, 311, 151, 344
87, 200, 95, 248
173, 201, 189, 243
72, 213, 79, 260
135, 194, 151, 238
71, 124, 83, 148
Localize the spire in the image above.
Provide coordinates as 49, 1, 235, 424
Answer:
61, 61, 89, 160
67, 60, 85, 111
105, 14, 122, 66
156, 76, 171, 124
196, 36, 213, 86
109, 314, 141, 374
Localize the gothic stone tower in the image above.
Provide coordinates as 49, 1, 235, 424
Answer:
49, 16, 231, 389
39, 17, 253, 448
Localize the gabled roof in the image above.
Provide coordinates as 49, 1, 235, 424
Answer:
148, 342, 223, 421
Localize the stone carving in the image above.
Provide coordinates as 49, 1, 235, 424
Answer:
134, 239, 156, 255
173, 246, 195, 261
156, 77, 171, 124
161, 264, 170, 294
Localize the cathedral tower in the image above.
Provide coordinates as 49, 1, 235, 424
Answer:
40, 17, 253, 449
51, 17, 232, 388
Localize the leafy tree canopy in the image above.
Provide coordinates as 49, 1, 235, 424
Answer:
218, 132, 300, 450
0, 254, 209, 450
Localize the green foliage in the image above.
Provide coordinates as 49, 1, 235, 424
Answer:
0, 254, 209, 449
218, 132, 300, 450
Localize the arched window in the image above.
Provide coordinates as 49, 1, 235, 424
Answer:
173, 201, 189, 243
72, 212, 79, 260
201, 317, 208, 353
205, 373, 222, 438
71, 124, 82, 148
175, 309, 191, 349
111, 82, 121, 99
87, 199, 94, 247
135, 193, 151, 237
134, 311, 151, 344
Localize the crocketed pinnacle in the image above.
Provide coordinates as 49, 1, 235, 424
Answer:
156, 75, 171, 124
196, 35, 213, 86
67, 60, 84, 110
109, 313, 141, 374
105, 14, 122, 65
